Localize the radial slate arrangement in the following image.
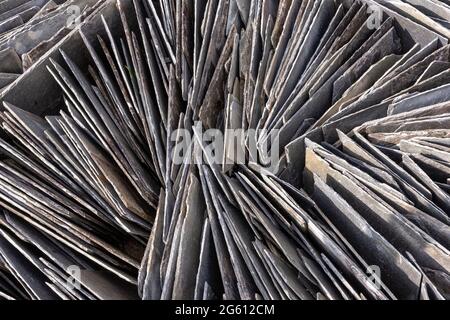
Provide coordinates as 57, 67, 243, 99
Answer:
0, 0, 449, 300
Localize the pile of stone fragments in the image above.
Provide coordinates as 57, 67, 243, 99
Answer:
0, 0, 449, 300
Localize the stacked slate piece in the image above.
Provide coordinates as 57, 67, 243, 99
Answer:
0, 0, 449, 300
0, 0, 104, 91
